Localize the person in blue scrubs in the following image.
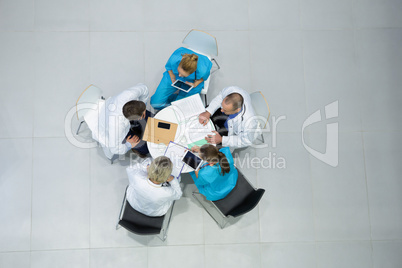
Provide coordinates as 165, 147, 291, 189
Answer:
189, 144, 238, 201
150, 47, 212, 110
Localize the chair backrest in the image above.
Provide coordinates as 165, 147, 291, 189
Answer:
182, 29, 218, 57
76, 84, 102, 120
119, 200, 164, 235
250, 91, 270, 129
227, 188, 265, 218
213, 168, 265, 217
200, 76, 211, 95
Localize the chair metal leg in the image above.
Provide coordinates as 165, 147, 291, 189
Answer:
111, 154, 119, 164
192, 192, 228, 229
116, 187, 128, 230
158, 201, 175, 241
76, 121, 84, 135
211, 58, 221, 74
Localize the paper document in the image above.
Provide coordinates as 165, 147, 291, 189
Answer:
185, 116, 215, 145
164, 142, 187, 179
171, 94, 205, 120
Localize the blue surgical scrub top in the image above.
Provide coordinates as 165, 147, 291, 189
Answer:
190, 147, 238, 201
165, 47, 212, 83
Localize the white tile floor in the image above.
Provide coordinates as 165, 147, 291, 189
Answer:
0, 0, 402, 267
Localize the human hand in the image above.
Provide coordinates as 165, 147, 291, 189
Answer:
191, 145, 200, 153
168, 70, 176, 83
198, 111, 211, 126
184, 81, 195, 87
192, 79, 203, 88
205, 131, 222, 144
127, 135, 140, 147
167, 175, 174, 182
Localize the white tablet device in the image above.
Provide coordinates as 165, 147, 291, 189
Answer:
181, 150, 204, 170
172, 79, 194, 93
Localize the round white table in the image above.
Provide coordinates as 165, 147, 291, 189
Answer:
147, 105, 214, 173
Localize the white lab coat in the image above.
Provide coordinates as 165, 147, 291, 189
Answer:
126, 158, 182, 217
84, 83, 149, 159
206, 86, 261, 149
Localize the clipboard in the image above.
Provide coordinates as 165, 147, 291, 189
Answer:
164, 141, 187, 180
143, 118, 178, 146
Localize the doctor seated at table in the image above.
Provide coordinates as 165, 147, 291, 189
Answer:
190, 144, 238, 201
198, 86, 261, 149
150, 47, 212, 110
85, 84, 151, 159
126, 156, 182, 217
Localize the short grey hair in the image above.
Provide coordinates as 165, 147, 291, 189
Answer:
224, 93, 244, 111
148, 156, 173, 183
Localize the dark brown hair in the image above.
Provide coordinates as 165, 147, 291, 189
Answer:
122, 100, 146, 121
199, 144, 230, 175
224, 93, 244, 111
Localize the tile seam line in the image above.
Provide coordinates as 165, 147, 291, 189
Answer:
18, 28, 402, 33
30, 27, 402, 31
146, 241, 149, 268
30, 0, 36, 255
202, 202, 206, 267
27, 246, 149, 253
360, 132, 375, 265
301, 11, 319, 268
247, 0, 260, 253
2, 28, 402, 33
259, 239, 402, 244
29, 136, 34, 265
23, 29, 257, 33
300, 17, 318, 254
88, 0, 92, 262
351, 4, 374, 265
12, 238, 402, 254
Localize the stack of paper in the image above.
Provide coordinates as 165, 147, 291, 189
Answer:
171, 94, 205, 120
170, 94, 216, 148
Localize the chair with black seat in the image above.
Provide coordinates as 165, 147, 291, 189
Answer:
116, 186, 174, 241
192, 167, 265, 228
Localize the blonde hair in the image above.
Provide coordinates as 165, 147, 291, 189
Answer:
148, 156, 173, 183
179, 53, 198, 74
